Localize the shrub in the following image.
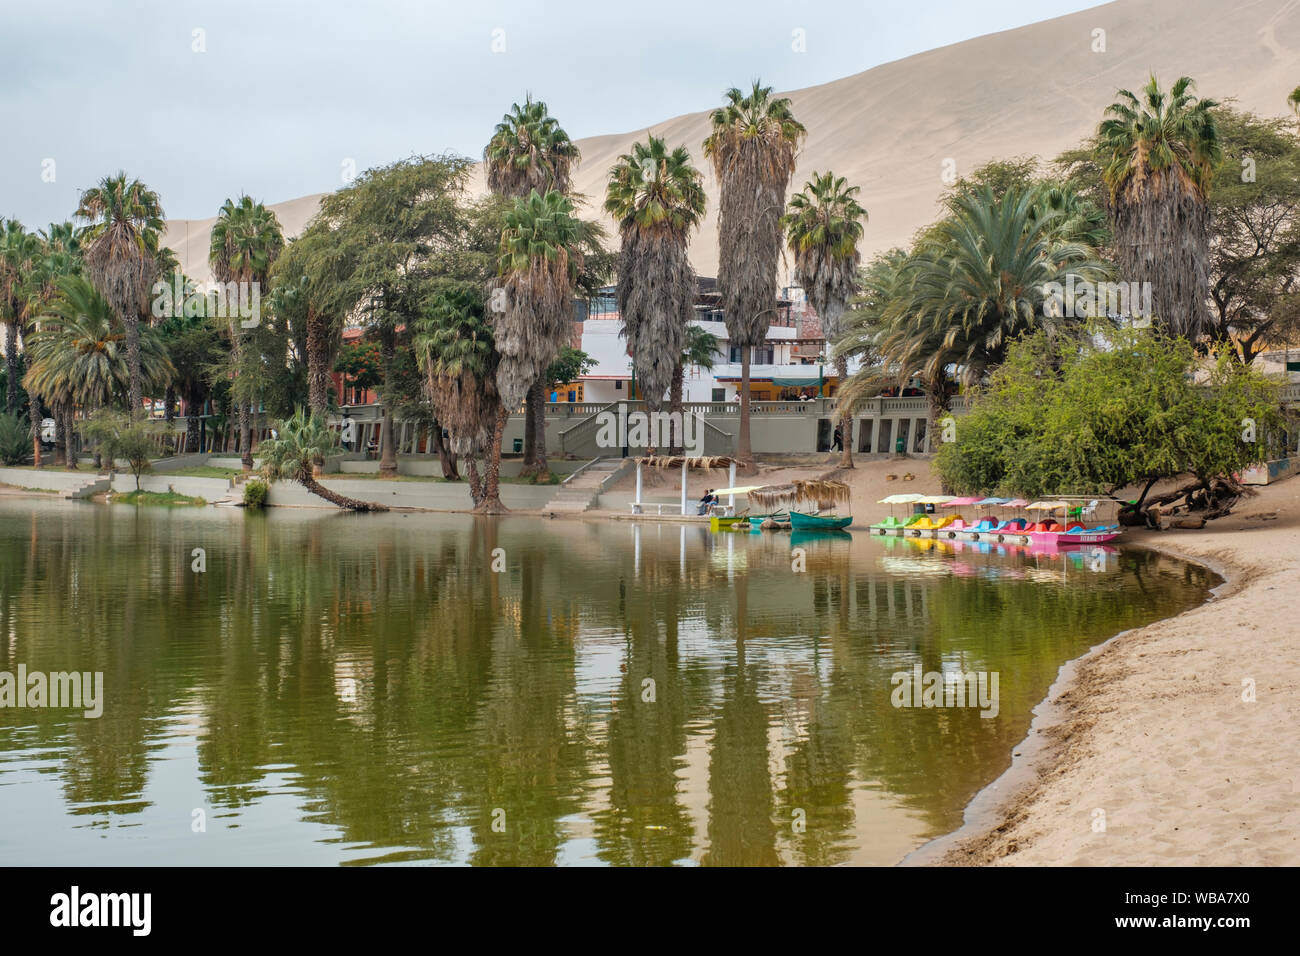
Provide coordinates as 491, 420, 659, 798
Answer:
0, 413, 32, 466
243, 478, 269, 509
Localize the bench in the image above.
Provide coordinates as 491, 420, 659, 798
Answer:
630, 502, 687, 515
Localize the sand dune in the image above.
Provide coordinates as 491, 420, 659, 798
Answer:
163, 0, 1300, 283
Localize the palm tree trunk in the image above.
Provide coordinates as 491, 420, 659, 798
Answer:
184, 387, 202, 453
63, 403, 77, 470
299, 473, 389, 512
4, 321, 19, 415
532, 384, 548, 471
669, 363, 684, 455
239, 401, 253, 471
836, 355, 853, 469
164, 384, 177, 424
520, 379, 548, 477
466, 456, 483, 506
429, 420, 459, 480
125, 312, 142, 422
474, 404, 509, 514
26, 389, 41, 468
379, 332, 398, 477
306, 308, 331, 416
737, 346, 754, 472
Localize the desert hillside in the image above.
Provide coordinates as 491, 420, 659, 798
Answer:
163, 0, 1300, 282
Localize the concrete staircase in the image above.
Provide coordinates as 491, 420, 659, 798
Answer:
546, 458, 628, 513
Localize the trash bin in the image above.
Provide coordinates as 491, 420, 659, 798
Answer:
895, 436, 905, 454
513, 438, 523, 453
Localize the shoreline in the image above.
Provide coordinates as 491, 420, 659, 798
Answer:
908, 478, 1299, 866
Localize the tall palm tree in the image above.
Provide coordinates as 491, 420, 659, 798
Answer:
1096, 75, 1221, 340
75, 173, 165, 419
669, 323, 718, 454
703, 81, 806, 469
484, 95, 581, 477
488, 190, 585, 512
605, 137, 706, 431
209, 195, 284, 470
783, 171, 867, 467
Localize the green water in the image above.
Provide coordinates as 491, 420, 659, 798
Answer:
0, 500, 1215, 866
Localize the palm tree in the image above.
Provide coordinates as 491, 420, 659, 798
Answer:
484, 95, 581, 477
783, 171, 867, 467
0, 221, 41, 414
21, 222, 86, 465
605, 137, 706, 432
485, 95, 581, 199
208, 195, 284, 470
75, 173, 165, 419
669, 323, 718, 454
703, 81, 806, 469
1096, 75, 1221, 340
1289, 86, 1300, 116
259, 409, 388, 512
24, 277, 174, 467
837, 190, 1108, 439
487, 190, 585, 512
415, 288, 500, 505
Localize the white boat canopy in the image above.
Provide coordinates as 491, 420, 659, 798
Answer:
877, 493, 924, 504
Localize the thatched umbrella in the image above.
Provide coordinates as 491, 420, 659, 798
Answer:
748, 478, 850, 513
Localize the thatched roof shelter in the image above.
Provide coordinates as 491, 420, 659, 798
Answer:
637, 455, 736, 470
748, 479, 851, 511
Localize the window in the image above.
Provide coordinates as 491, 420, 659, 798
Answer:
615, 380, 623, 391
711, 388, 725, 402
729, 346, 774, 364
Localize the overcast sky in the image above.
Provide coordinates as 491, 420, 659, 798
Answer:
3, 0, 1103, 229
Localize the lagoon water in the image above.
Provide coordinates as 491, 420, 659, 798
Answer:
0, 500, 1215, 866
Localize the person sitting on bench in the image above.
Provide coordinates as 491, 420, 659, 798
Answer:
697, 489, 718, 516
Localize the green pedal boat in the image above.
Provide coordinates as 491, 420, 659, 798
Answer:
789, 510, 853, 531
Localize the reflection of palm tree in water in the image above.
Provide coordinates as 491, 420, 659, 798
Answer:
594, 561, 694, 865
468, 529, 589, 866
702, 573, 779, 866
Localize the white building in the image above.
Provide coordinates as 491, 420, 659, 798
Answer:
568, 281, 852, 405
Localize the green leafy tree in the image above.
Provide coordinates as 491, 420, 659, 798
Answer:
79, 409, 171, 490
936, 328, 1283, 522
312, 155, 472, 476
